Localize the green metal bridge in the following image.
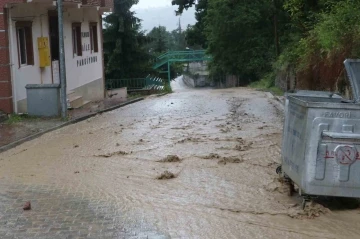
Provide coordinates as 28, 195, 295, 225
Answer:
106, 51, 211, 92
153, 50, 212, 82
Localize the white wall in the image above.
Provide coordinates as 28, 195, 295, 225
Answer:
9, 4, 53, 112
63, 7, 103, 92
9, 3, 103, 112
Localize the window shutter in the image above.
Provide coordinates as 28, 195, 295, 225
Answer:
25, 26, 34, 65
89, 23, 93, 52
76, 26, 82, 56
93, 25, 98, 52
72, 26, 76, 56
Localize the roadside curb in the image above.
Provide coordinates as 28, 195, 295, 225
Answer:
156, 92, 169, 97
0, 97, 144, 154
265, 91, 285, 112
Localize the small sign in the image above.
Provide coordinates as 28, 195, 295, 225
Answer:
37, 37, 51, 67
335, 145, 357, 165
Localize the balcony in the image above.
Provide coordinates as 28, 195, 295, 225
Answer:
22, 0, 112, 11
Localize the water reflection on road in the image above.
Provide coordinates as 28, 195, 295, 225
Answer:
0, 76, 359, 238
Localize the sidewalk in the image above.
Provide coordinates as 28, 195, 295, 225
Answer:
0, 97, 143, 149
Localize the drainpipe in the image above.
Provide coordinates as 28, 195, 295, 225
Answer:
100, 14, 106, 98
57, 0, 67, 119
167, 61, 171, 84
7, 7, 18, 113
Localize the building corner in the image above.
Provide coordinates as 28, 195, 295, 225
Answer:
0, 4, 13, 114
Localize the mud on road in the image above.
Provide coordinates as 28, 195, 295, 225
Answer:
1, 78, 360, 238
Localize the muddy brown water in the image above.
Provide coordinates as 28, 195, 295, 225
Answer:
1, 77, 360, 238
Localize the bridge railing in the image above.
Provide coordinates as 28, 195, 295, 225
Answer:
153, 50, 211, 70
156, 50, 207, 61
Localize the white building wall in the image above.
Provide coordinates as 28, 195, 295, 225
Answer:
8, 3, 104, 113
9, 4, 53, 113
63, 7, 103, 94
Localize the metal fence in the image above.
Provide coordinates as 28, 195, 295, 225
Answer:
106, 75, 164, 91
145, 76, 164, 90
106, 78, 146, 90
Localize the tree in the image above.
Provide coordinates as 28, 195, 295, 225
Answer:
174, 0, 360, 92
146, 26, 171, 54
172, 0, 196, 14
103, 0, 154, 79
185, 0, 208, 49
205, 0, 276, 82
172, 19, 187, 50
145, 22, 187, 54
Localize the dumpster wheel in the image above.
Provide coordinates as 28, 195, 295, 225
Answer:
301, 195, 311, 210
286, 180, 295, 197
283, 174, 295, 197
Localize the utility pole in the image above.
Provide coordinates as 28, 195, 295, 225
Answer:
57, 0, 67, 119
167, 61, 171, 84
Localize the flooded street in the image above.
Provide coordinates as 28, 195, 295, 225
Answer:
1, 76, 360, 238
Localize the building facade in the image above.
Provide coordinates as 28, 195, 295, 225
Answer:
0, 0, 113, 113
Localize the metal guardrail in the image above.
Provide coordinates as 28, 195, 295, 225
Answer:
106, 75, 164, 91
106, 78, 146, 90
145, 76, 164, 90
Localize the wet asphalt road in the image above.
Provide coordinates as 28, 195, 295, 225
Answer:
1, 77, 360, 238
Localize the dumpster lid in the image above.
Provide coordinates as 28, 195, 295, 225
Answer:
286, 90, 342, 99
344, 59, 360, 102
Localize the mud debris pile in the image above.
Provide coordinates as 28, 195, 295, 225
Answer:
95, 150, 129, 158
157, 155, 182, 163
157, 171, 176, 180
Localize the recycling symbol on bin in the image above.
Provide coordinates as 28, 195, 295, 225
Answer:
334, 145, 357, 165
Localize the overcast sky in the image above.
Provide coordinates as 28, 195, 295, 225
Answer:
132, 0, 196, 32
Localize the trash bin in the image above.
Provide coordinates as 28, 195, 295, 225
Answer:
280, 59, 360, 207
25, 84, 60, 117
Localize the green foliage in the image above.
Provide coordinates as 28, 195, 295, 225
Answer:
163, 83, 173, 93
185, 0, 208, 49
145, 23, 187, 55
277, 0, 360, 76
315, 1, 360, 54
127, 93, 143, 99
5, 114, 38, 124
249, 73, 284, 96
170, 0, 360, 91
103, 0, 154, 79
146, 26, 172, 54
172, 0, 196, 14
205, 0, 276, 82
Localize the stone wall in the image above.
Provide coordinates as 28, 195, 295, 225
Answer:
275, 66, 296, 91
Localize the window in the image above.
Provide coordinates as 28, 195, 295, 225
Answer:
16, 21, 34, 67
72, 23, 82, 57
89, 22, 98, 53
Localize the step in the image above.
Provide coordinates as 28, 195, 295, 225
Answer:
67, 91, 76, 99
81, 100, 92, 108
69, 95, 84, 109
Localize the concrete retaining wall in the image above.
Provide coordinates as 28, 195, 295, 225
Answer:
183, 75, 196, 87
183, 74, 210, 87
107, 87, 127, 99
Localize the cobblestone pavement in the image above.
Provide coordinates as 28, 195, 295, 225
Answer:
0, 181, 168, 239
0, 97, 130, 148
1, 77, 360, 238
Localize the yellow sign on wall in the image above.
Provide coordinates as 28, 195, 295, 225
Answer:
37, 37, 50, 67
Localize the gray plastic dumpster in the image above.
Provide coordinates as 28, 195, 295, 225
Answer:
25, 84, 60, 117
280, 59, 360, 207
